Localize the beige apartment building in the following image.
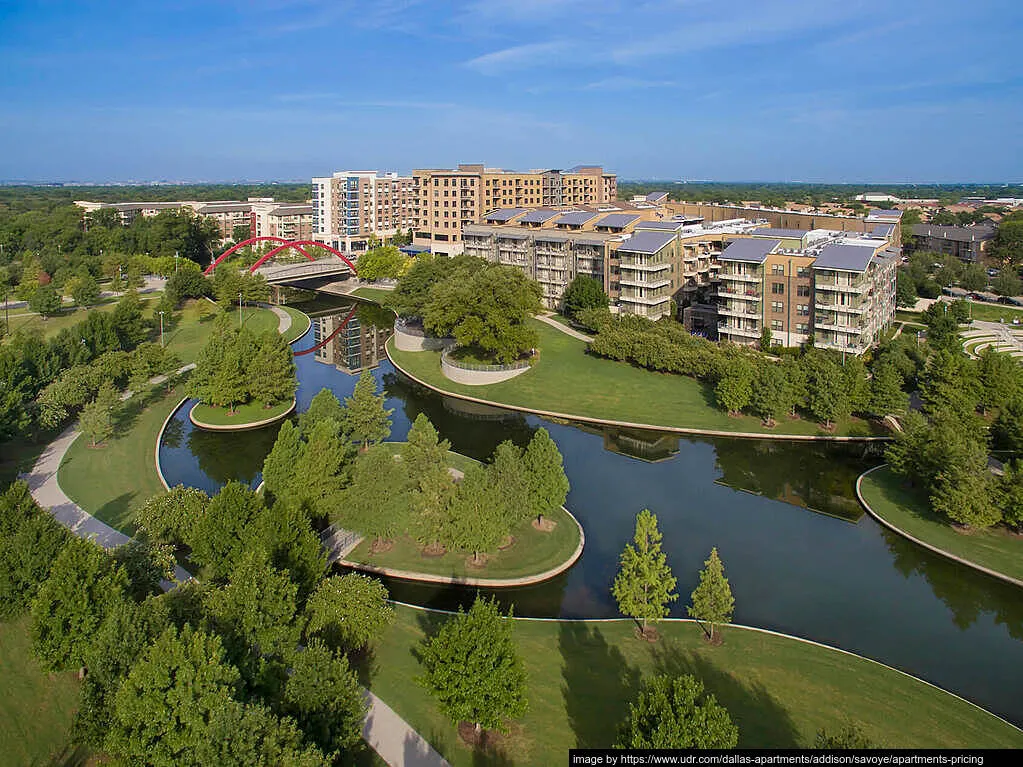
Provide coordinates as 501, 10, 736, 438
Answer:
196, 202, 253, 240
311, 311, 389, 374
414, 164, 617, 256
312, 171, 416, 253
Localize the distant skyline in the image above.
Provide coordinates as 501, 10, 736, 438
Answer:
1, 0, 1021, 184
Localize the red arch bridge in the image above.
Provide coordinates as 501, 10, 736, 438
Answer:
205, 237, 358, 288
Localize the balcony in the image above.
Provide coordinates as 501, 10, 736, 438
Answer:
815, 281, 866, 294
717, 288, 761, 301
619, 259, 671, 272
619, 292, 671, 306
620, 276, 672, 289
814, 300, 865, 314
814, 319, 863, 334
718, 306, 761, 318
718, 324, 761, 339
718, 270, 761, 283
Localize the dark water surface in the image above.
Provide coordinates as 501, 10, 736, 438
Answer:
159, 298, 1023, 726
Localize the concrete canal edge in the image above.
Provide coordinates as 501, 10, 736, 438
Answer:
188, 399, 296, 432
856, 464, 1023, 589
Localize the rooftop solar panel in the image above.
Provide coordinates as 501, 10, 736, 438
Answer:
719, 238, 780, 263
813, 242, 877, 272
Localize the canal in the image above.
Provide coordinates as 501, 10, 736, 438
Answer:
158, 297, 1023, 726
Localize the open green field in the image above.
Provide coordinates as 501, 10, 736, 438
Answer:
160, 300, 277, 364
191, 398, 293, 428
351, 287, 394, 303
0, 617, 83, 766
859, 466, 1023, 584
60, 384, 185, 533
388, 320, 884, 438
367, 606, 1023, 764
280, 305, 311, 342
3, 294, 158, 341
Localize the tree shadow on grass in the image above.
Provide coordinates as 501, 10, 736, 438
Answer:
35, 743, 91, 767
650, 631, 802, 748
96, 491, 137, 534
559, 621, 642, 749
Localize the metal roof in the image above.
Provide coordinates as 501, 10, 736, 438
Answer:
616, 230, 677, 255
555, 211, 598, 227
494, 231, 529, 240
869, 223, 896, 238
519, 208, 560, 224
485, 207, 528, 222
911, 223, 996, 242
813, 242, 877, 272
198, 203, 252, 213
635, 220, 686, 231
645, 191, 669, 202
753, 227, 806, 239
719, 238, 780, 263
866, 209, 903, 220
595, 213, 640, 229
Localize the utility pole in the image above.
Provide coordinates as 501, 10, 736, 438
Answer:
159, 310, 165, 348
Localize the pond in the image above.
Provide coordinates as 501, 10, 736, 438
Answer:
159, 296, 1023, 726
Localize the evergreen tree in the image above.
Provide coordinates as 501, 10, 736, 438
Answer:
79, 381, 120, 446
209, 338, 249, 412
186, 315, 232, 404
612, 509, 678, 637
291, 420, 352, 518
298, 388, 348, 438
188, 481, 266, 580
247, 500, 326, 601
417, 596, 528, 739
868, 360, 908, 416
344, 369, 393, 450
522, 428, 569, 527
616, 674, 738, 749
261, 420, 305, 503
403, 414, 457, 548
111, 289, 150, 348
304, 573, 393, 652
247, 330, 297, 406
688, 547, 735, 643
447, 464, 507, 565
29, 283, 62, 316
338, 446, 411, 546
70, 273, 101, 307
561, 274, 609, 320
489, 440, 530, 529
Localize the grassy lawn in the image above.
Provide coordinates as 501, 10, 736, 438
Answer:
351, 287, 394, 303
162, 300, 277, 364
3, 295, 157, 342
280, 305, 311, 343
191, 398, 293, 427
388, 320, 884, 438
0, 617, 83, 766
59, 384, 185, 533
962, 302, 1023, 323
367, 606, 1023, 763
859, 466, 1023, 584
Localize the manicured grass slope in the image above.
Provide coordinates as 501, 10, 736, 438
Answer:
191, 398, 293, 427
4, 295, 156, 341
389, 320, 883, 437
367, 607, 1023, 765
351, 287, 394, 303
0, 617, 82, 766
59, 384, 185, 533
280, 305, 311, 342
860, 466, 1023, 583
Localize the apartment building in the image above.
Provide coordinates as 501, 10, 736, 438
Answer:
414, 164, 617, 256
907, 223, 995, 263
196, 202, 253, 240
76, 200, 195, 225
311, 171, 416, 252
311, 311, 389, 374
716, 229, 898, 354
249, 201, 314, 242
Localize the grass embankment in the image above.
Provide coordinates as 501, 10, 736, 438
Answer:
366, 606, 1023, 764
3, 294, 159, 341
190, 398, 293, 428
859, 466, 1023, 584
351, 287, 394, 303
345, 442, 581, 581
161, 300, 278, 364
0, 617, 83, 766
280, 305, 311, 342
59, 384, 185, 533
388, 320, 884, 438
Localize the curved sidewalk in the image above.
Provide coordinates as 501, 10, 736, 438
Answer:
534, 313, 594, 342
25, 426, 451, 767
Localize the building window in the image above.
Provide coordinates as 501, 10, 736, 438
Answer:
771, 264, 784, 275
796, 323, 808, 333
797, 304, 809, 316
797, 284, 811, 297
772, 282, 784, 294
772, 301, 783, 312
772, 320, 783, 331
797, 266, 809, 277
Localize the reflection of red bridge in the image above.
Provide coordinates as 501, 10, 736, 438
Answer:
293, 304, 359, 357
204, 237, 358, 279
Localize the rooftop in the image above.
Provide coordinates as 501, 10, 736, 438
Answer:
813, 242, 878, 272
555, 210, 599, 227
719, 238, 781, 263
635, 220, 688, 232
912, 223, 996, 242
752, 227, 807, 240
485, 207, 529, 222
616, 230, 677, 255
595, 213, 640, 229
519, 208, 561, 224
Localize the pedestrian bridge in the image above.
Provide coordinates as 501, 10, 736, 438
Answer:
255, 257, 354, 286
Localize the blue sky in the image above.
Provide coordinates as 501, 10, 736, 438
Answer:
1, 0, 1021, 183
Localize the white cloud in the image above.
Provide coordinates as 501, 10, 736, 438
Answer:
584, 76, 677, 91
464, 41, 575, 75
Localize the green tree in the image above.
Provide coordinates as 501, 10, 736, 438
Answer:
612, 509, 678, 637
990, 219, 1023, 268
135, 485, 209, 544
868, 360, 908, 416
688, 547, 735, 643
814, 723, 878, 749
992, 271, 1022, 297
247, 500, 326, 600
232, 223, 252, 243
751, 363, 789, 426
803, 353, 849, 430
994, 397, 1023, 451
78, 380, 120, 447
417, 596, 528, 740
30, 536, 129, 671
107, 624, 242, 767
208, 337, 249, 412
715, 359, 754, 416
447, 464, 507, 565
0, 484, 68, 619
111, 288, 150, 348
522, 427, 569, 527
290, 419, 352, 518
996, 461, 1023, 532
344, 368, 393, 450
977, 347, 1021, 414
29, 283, 62, 316
758, 324, 772, 352
261, 420, 305, 503
304, 573, 393, 652
247, 330, 297, 406
960, 263, 989, 292
199, 698, 328, 767
282, 640, 367, 760
298, 387, 348, 438
338, 445, 410, 546
489, 439, 530, 530
189, 481, 266, 580
112, 539, 175, 600
561, 274, 609, 320
616, 673, 739, 749
895, 271, 917, 308
69, 273, 101, 307
404, 414, 457, 548
356, 245, 407, 281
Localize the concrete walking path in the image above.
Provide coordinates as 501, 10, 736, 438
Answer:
266, 304, 292, 334
21, 375, 451, 767
535, 312, 594, 342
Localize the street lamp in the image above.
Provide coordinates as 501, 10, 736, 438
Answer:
238, 291, 243, 326
158, 310, 165, 348
175, 250, 179, 273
